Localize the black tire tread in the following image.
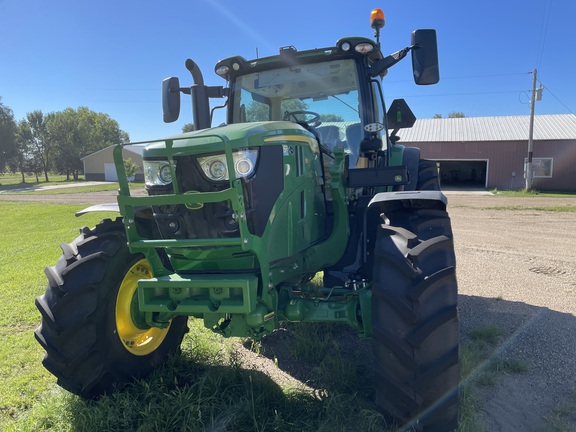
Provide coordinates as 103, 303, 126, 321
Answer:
35, 217, 188, 399
372, 206, 459, 431
416, 159, 441, 191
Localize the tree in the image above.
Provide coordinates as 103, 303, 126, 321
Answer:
20, 110, 51, 182
0, 98, 17, 174
13, 120, 34, 183
245, 98, 309, 122
319, 114, 345, 122
433, 112, 465, 119
123, 158, 139, 181
45, 109, 82, 180
4, 104, 128, 182
182, 123, 195, 133
48, 107, 130, 180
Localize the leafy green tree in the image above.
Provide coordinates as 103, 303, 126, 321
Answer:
48, 107, 129, 180
14, 118, 45, 182
281, 99, 309, 118
182, 123, 195, 133
12, 120, 34, 183
0, 98, 17, 173
433, 112, 465, 119
123, 158, 139, 181
245, 101, 269, 122
46, 109, 82, 180
19, 110, 50, 182
245, 98, 309, 122
319, 114, 344, 122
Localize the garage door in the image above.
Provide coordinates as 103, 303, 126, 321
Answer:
104, 163, 118, 182
438, 160, 487, 188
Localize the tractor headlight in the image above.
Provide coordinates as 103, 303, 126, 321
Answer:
144, 160, 175, 186
198, 148, 258, 181
207, 159, 227, 180
158, 164, 173, 183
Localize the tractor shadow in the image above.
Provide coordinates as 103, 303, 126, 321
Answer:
457, 294, 576, 431
64, 295, 576, 431
249, 321, 375, 399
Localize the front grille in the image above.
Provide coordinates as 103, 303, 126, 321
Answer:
147, 146, 283, 241
147, 155, 239, 240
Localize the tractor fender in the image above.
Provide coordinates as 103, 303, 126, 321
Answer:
75, 203, 120, 217
400, 147, 421, 191
368, 190, 447, 214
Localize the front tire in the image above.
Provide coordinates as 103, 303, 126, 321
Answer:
34, 218, 188, 398
372, 204, 459, 431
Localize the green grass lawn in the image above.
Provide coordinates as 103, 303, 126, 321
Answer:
492, 189, 576, 198
0, 174, 82, 189
0, 202, 104, 428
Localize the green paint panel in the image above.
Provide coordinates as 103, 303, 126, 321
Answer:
138, 273, 258, 314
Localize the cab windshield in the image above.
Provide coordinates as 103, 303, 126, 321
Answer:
231, 59, 363, 157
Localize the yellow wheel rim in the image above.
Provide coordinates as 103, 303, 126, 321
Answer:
115, 259, 170, 356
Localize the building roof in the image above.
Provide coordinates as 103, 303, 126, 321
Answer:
81, 144, 145, 160
397, 114, 576, 143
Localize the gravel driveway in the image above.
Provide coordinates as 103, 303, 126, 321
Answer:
448, 192, 576, 431
3, 188, 575, 430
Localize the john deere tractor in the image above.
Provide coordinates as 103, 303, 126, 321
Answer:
35, 9, 459, 431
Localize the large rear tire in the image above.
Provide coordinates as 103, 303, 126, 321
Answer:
416, 159, 441, 191
34, 218, 188, 398
372, 204, 459, 431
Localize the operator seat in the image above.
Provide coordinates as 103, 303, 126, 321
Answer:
345, 123, 362, 166
316, 125, 344, 151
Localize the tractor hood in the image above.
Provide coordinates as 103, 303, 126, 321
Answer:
142, 121, 316, 159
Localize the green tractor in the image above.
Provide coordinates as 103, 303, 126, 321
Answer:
35, 9, 459, 431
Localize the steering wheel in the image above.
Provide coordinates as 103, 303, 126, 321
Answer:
283, 110, 322, 127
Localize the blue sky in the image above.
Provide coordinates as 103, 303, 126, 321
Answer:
1, 0, 574, 142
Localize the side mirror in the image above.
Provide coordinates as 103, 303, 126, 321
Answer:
162, 77, 181, 123
387, 99, 416, 130
411, 29, 440, 85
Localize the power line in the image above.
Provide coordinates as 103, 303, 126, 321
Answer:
385, 72, 526, 84
539, 82, 575, 115
535, 0, 553, 69
387, 89, 528, 98
441, 72, 527, 81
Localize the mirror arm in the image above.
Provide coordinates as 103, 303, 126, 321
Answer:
370, 45, 416, 77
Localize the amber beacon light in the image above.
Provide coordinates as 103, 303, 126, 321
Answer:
370, 8, 385, 29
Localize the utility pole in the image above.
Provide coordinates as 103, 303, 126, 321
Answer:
525, 69, 537, 191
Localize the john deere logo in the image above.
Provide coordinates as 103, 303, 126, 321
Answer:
394, 175, 403, 182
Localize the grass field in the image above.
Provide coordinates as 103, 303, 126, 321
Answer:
0, 200, 511, 431
491, 189, 576, 198
0, 174, 81, 188
0, 202, 103, 429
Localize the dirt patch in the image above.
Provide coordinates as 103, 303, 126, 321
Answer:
450, 193, 576, 431
0, 190, 119, 205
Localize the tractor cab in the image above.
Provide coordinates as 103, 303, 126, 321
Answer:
217, 46, 369, 167
163, 24, 439, 172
